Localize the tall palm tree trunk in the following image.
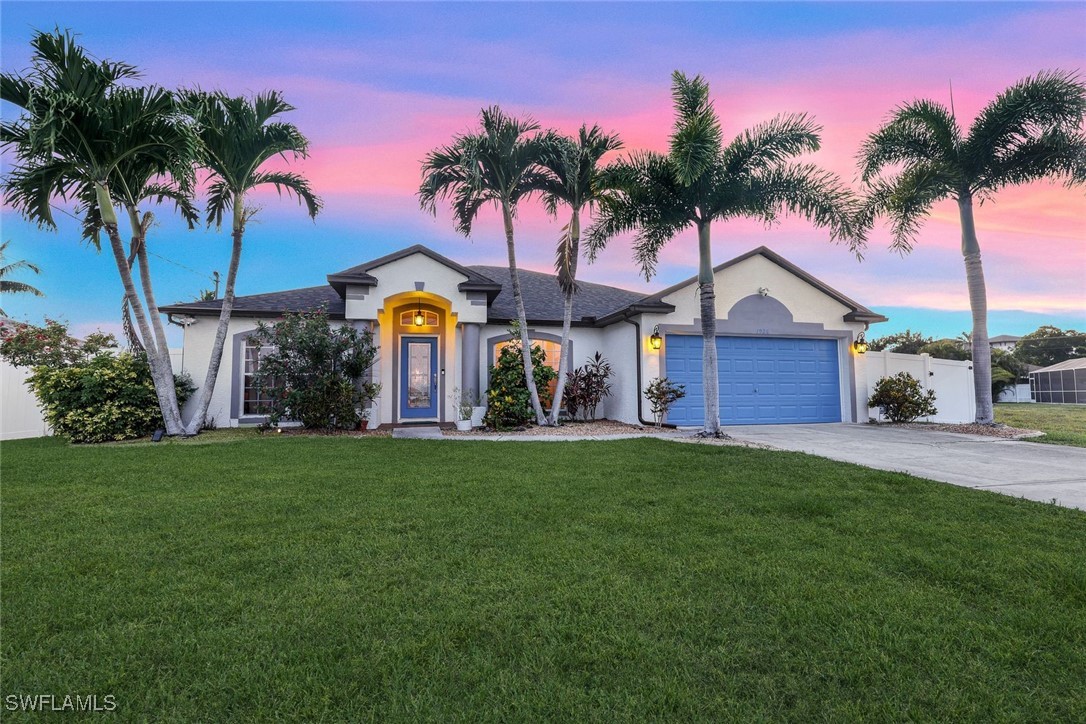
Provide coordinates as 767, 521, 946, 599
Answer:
126, 206, 183, 430
185, 193, 245, 435
697, 221, 721, 435
97, 184, 185, 435
958, 194, 994, 424
502, 203, 548, 426
548, 208, 580, 425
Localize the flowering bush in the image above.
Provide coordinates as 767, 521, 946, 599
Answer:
869, 372, 938, 423
1, 319, 193, 443
250, 310, 379, 430
0, 318, 116, 367
484, 337, 556, 430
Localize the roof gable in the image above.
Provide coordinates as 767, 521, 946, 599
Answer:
630, 246, 886, 325
327, 244, 501, 298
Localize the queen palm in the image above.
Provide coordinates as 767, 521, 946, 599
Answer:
858, 70, 1085, 424
587, 71, 857, 436
179, 90, 321, 435
534, 125, 623, 424
2, 30, 198, 434
419, 106, 554, 425
0, 241, 44, 316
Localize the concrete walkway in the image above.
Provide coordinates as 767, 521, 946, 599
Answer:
721, 423, 1086, 511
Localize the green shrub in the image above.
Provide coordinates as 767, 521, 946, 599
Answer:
1, 319, 193, 443
251, 310, 379, 430
869, 372, 938, 423
28, 353, 194, 443
484, 337, 556, 430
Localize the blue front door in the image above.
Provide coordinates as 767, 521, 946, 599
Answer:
665, 335, 841, 425
400, 336, 439, 419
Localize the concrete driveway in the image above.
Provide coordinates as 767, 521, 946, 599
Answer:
722, 423, 1086, 511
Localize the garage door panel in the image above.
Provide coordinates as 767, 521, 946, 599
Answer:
665, 334, 841, 426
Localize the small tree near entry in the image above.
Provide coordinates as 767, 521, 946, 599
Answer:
644, 377, 686, 427
250, 310, 378, 431
484, 333, 557, 430
869, 372, 938, 423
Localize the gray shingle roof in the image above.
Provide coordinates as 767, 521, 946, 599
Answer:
158, 245, 884, 328
467, 265, 653, 325
159, 285, 345, 319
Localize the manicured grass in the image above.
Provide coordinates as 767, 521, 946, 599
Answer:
996, 402, 1086, 447
2, 436, 1084, 721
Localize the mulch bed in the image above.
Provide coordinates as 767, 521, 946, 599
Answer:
884, 422, 1044, 439
443, 419, 673, 437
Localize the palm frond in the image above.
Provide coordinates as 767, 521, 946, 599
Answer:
965, 70, 1086, 170
722, 113, 821, 175
744, 163, 865, 250
858, 99, 960, 183
249, 171, 322, 219
669, 71, 722, 186
862, 163, 953, 253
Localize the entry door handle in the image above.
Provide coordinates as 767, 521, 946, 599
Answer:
433, 373, 438, 389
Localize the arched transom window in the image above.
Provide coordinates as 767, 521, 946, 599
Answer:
400, 309, 438, 327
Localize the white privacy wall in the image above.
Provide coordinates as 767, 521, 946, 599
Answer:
859, 351, 976, 424
1, 360, 49, 440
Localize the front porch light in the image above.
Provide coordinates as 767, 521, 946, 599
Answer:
852, 332, 868, 354
413, 298, 425, 327
649, 325, 663, 350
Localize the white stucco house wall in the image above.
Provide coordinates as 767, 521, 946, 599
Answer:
160, 244, 890, 428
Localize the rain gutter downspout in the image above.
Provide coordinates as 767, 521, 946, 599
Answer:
624, 317, 677, 429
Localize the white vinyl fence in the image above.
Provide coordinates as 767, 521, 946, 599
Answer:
860, 351, 976, 424
1, 359, 49, 441
0, 349, 186, 442
997, 383, 1033, 403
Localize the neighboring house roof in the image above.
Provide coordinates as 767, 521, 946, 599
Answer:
616, 246, 888, 325
1031, 357, 1086, 374
326, 244, 502, 299
989, 335, 1021, 344
158, 244, 886, 328
159, 286, 345, 319
467, 265, 659, 325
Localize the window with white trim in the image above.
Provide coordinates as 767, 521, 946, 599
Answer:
242, 338, 276, 416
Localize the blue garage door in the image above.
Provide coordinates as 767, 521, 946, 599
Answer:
665, 335, 841, 425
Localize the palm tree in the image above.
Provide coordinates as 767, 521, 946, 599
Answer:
419, 106, 554, 425
1, 29, 198, 434
0, 241, 44, 316
533, 125, 623, 424
587, 71, 858, 436
179, 90, 321, 435
858, 70, 1085, 424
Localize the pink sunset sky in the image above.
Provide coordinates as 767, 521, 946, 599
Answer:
1, 2, 1083, 341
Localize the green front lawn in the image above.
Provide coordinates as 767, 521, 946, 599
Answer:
2, 436, 1084, 720
996, 402, 1086, 447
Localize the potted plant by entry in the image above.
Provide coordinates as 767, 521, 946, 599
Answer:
454, 388, 474, 431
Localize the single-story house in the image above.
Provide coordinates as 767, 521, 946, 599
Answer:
160, 244, 888, 428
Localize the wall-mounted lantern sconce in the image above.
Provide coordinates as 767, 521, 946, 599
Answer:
649, 325, 663, 350
852, 331, 868, 354
413, 297, 425, 327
